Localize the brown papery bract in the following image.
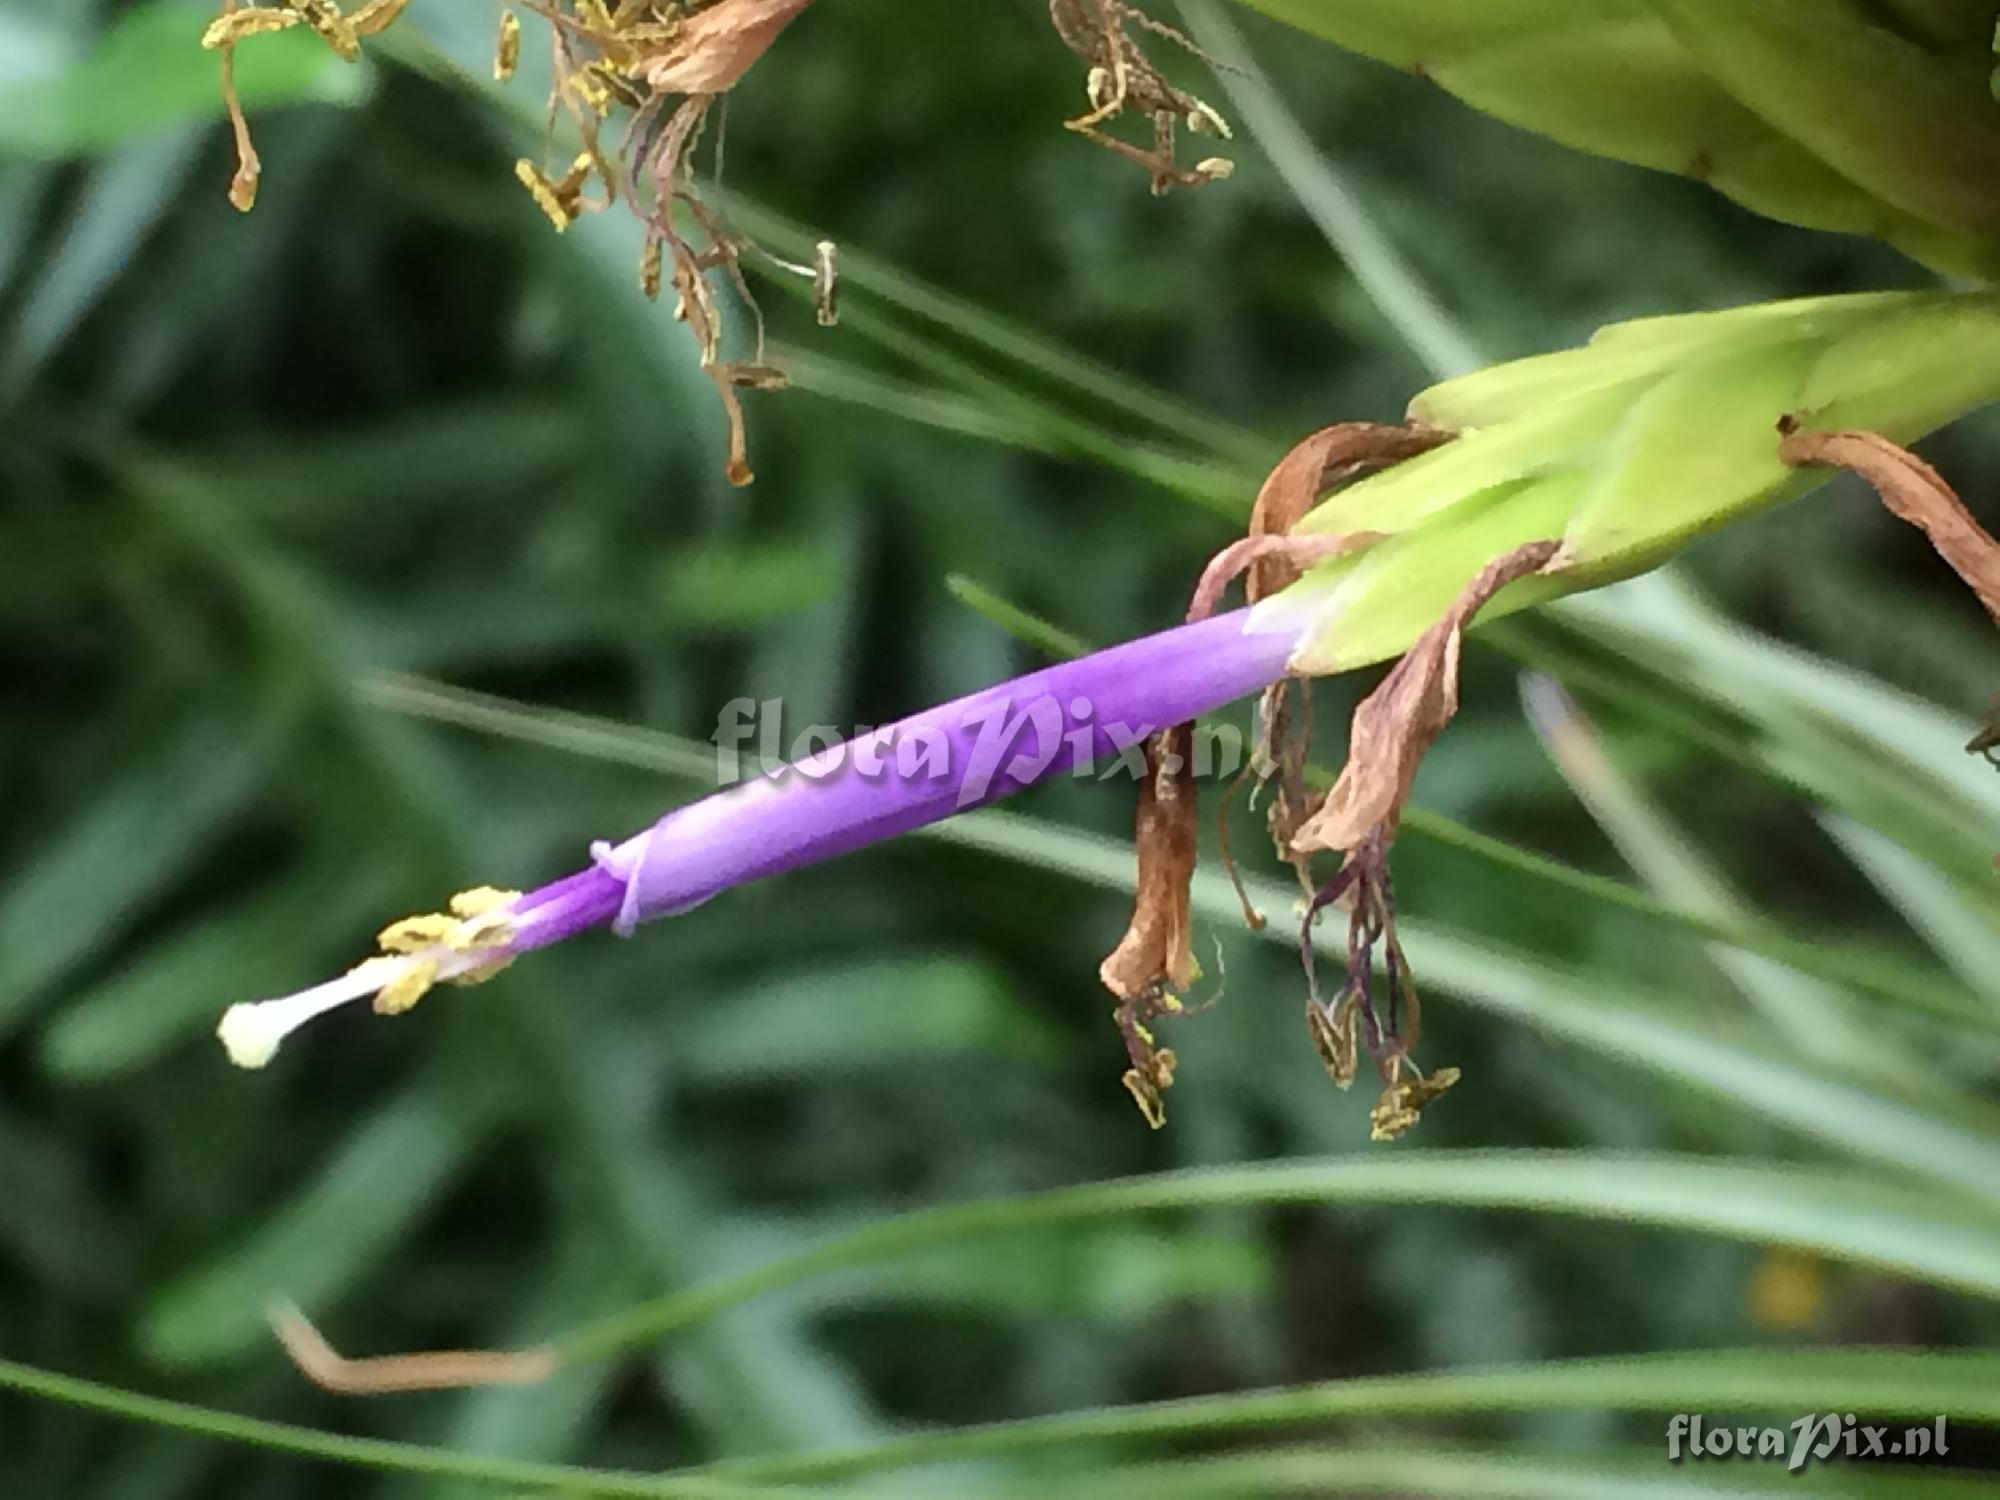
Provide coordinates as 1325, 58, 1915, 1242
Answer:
1294, 539, 1561, 856
638, 0, 819, 93
1778, 421, 2000, 627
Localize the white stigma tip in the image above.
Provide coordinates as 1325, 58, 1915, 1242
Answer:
218, 1003, 283, 1069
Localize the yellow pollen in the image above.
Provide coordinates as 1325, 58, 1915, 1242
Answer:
374, 958, 439, 1016
449, 886, 521, 919
201, 9, 301, 49
378, 913, 456, 953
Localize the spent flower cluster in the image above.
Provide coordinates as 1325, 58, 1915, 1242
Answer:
205, 0, 831, 484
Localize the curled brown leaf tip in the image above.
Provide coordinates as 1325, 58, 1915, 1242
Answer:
1778, 422, 2000, 627
1046, 0, 1235, 194
270, 1301, 555, 1396
1101, 725, 1199, 1126
1294, 540, 1561, 856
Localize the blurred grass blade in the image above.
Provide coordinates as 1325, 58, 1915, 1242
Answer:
1177, 0, 1484, 381
143, 1079, 504, 1369
719, 195, 1276, 472
1822, 811, 2000, 1012
944, 575, 1091, 660
555, 1151, 2000, 1365
0, 717, 272, 1039
703, 1348, 2000, 1483
0, 131, 202, 391
1053, 1444, 2000, 1499
1520, 672, 1896, 1078
0, 1354, 792, 1497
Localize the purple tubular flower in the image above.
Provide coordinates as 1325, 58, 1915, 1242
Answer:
217, 604, 1305, 1067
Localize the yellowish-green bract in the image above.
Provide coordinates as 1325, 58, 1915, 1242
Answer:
1254, 292, 2000, 673
1235, 0, 2000, 278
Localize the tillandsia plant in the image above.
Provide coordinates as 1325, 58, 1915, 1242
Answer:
218, 289, 2000, 1142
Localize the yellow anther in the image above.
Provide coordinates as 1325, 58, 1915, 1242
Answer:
515, 160, 575, 232
448, 911, 514, 951
446, 953, 516, 987
201, 8, 301, 49
374, 958, 440, 1016
349, 0, 413, 38
568, 67, 614, 113
449, 887, 521, 919
1122, 1069, 1167, 1129
494, 7, 521, 80
295, 0, 361, 61
378, 913, 456, 954
640, 237, 664, 301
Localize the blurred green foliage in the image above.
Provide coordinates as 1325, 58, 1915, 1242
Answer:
2, 0, 1998, 1495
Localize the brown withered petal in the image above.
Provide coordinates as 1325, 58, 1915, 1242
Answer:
1778, 422, 2000, 627
1100, 725, 1199, 1001
639, 0, 820, 94
1294, 539, 1561, 856
1242, 421, 1452, 601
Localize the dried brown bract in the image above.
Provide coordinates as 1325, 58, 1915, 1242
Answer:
204, 0, 831, 484
1777, 420, 2000, 627
1101, 725, 1199, 1127
1294, 540, 1560, 856
1046, 0, 1236, 194
1100, 422, 1458, 1136
1198, 423, 1453, 921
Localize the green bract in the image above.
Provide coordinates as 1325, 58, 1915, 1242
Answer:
1235, 0, 2000, 277
1260, 291, 2000, 673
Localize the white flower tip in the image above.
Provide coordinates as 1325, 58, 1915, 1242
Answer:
218, 1002, 284, 1069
